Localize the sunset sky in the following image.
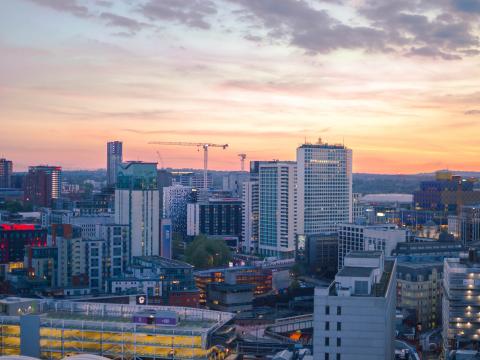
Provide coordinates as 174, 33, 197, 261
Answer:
1, 0, 480, 173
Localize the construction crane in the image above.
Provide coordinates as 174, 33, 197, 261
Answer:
238, 153, 247, 171
148, 141, 228, 189
156, 151, 165, 169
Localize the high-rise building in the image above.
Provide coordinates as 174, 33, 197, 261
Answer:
314, 251, 396, 360
0, 158, 13, 188
24, 165, 62, 208
296, 140, 353, 237
242, 180, 259, 254
258, 161, 297, 259
157, 169, 173, 218
115, 161, 160, 259
163, 184, 193, 237
443, 249, 480, 353
107, 141, 123, 186
338, 222, 408, 269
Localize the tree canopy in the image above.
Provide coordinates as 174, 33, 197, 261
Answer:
185, 235, 232, 269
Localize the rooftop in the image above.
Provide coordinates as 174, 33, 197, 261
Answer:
133, 256, 193, 269
347, 251, 383, 259
0, 298, 233, 334
337, 266, 375, 278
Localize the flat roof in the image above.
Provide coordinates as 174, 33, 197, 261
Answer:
347, 251, 382, 258
337, 266, 375, 277
134, 256, 193, 269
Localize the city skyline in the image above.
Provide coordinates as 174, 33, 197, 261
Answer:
1, 0, 480, 173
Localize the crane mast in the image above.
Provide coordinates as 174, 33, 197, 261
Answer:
148, 141, 228, 189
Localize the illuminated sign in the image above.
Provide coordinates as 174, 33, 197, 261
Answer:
136, 295, 147, 305
0, 224, 36, 231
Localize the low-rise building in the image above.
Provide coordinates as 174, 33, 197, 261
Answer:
0, 297, 234, 359
207, 282, 254, 312
107, 256, 199, 307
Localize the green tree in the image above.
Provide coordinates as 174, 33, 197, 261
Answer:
185, 235, 232, 269
1, 201, 31, 213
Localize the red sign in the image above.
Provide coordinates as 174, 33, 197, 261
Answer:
0, 224, 36, 231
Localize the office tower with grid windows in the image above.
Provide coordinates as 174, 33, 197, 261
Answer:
258, 161, 297, 259
296, 141, 352, 237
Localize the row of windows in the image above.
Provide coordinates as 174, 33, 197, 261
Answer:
325, 306, 341, 315
324, 337, 341, 347
325, 321, 342, 331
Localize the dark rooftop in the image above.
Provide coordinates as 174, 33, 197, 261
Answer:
337, 266, 375, 277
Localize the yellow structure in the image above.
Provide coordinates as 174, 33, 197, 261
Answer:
0, 298, 233, 360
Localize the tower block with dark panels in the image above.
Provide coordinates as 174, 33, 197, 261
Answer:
107, 141, 123, 187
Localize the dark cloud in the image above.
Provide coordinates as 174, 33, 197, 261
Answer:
465, 109, 480, 115
229, 0, 391, 53
452, 0, 480, 13
27, 0, 91, 17
229, 0, 479, 59
139, 0, 217, 29
358, 0, 479, 58
100, 12, 151, 34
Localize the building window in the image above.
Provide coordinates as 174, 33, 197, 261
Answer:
337, 338, 341, 347
325, 337, 330, 346
325, 354, 329, 360
326, 306, 330, 315
325, 321, 330, 330
337, 306, 342, 315
336, 354, 341, 360
337, 322, 341, 331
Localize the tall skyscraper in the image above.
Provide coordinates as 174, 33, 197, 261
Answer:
107, 141, 123, 186
0, 158, 13, 188
24, 165, 62, 208
296, 140, 353, 236
115, 161, 159, 259
241, 161, 261, 254
258, 161, 297, 259
242, 180, 259, 254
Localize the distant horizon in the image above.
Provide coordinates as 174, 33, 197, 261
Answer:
9, 165, 480, 177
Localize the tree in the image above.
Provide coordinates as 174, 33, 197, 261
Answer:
1, 200, 31, 213
185, 234, 232, 269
